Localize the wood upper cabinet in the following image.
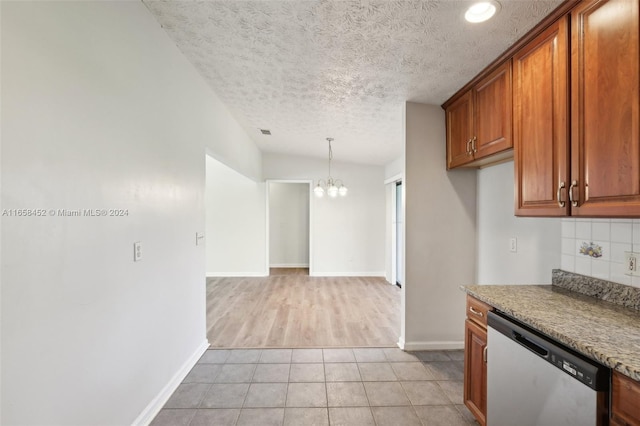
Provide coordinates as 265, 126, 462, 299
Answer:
446, 91, 474, 169
514, 0, 640, 217
474, 62, 513, 160
514, 16, 570, 216
446, 0, 640, 216
570, 0, 640, 216
446, 61, 513, 169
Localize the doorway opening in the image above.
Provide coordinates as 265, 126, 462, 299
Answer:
395, 180, 403, 288
266, 181, 312, 276
386, 174, 403, 288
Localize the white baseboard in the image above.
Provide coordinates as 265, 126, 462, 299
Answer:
269, 263, 309, 268
310, 271, 386, 277
397, 336, 406, 350
206, 272, 268, 277
133, 339, 209, 426
401, 340, 464, 351
208, 271, 385, 278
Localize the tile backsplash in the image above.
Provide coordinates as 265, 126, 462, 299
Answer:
561, 218, 640, 288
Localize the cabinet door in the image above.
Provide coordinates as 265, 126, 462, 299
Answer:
514, 17, 570, 216
612, 371, 640, 426
474, 60, 513, 160
571, 0, 640, 216
464, 319, 487, 426
446, 91, 474, 169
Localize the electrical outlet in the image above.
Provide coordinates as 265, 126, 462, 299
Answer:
625, 252, 640, 276
134, 241, 142, 262
510, 238, 517, 253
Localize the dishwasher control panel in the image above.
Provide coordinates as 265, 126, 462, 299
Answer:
488, 311, 609, 392
551, 355, 596, 388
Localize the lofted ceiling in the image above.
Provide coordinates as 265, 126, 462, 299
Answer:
144, 0, 563, 166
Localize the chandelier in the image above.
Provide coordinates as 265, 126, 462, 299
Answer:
314, 137, 348, 198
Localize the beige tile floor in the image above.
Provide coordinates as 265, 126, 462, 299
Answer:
151, 348, 477, 426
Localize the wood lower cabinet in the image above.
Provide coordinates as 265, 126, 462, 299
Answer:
570, 0, 640, 216
464, 319, 487, 426
446, 61, 513, 170
464, 295, 492, 426
514, 16, 570, 216
612, 371, 640, 426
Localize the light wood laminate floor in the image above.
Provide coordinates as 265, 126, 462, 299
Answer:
206, 276, 401, 348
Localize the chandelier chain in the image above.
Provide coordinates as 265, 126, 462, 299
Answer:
328, 139, 333, 179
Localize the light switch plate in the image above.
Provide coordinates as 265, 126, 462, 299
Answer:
134, 241, 142, 262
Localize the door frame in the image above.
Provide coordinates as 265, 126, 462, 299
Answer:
385, 174, 403, 286
265, 180, 313, 275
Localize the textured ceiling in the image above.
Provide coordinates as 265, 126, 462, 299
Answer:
144, 0, 563, 165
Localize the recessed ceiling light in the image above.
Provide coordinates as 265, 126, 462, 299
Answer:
465, 1, 500, 23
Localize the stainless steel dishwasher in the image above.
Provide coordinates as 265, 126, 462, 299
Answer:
487, 311, 610, 426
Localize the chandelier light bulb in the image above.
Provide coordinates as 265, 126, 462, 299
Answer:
327, 185, 338, 198
314, 185, 325, 197
338, 185, 348, 196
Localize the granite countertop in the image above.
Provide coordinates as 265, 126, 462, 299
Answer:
463, 284, 640, 381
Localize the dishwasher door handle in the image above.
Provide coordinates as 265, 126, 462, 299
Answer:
513, 331, 549, 358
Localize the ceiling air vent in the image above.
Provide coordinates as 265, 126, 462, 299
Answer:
260, 129, 271, 135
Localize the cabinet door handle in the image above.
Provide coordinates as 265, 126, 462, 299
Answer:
466, 139, 473, 155
568, 180, 578, 207
483, 346, 488, 363
469, 306, 483, 317
557, 181, 566, 207
472, 136, 478, 153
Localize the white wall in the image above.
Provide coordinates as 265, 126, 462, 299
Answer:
206, 156, 266, 276
478, 161, 640, 288
477, 162, 561, 284
269, 183, 310, 267
385, 156, 405, 180
263, 153, 386, 276
1, 2, 262, 424
403, 102, 477, 350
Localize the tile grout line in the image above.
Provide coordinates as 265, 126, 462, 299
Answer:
358, 361, 376, 425
284, 360, 292, 423
240, 352, 259, 420
322, 356, 330, 425
185, 383, 211, 426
